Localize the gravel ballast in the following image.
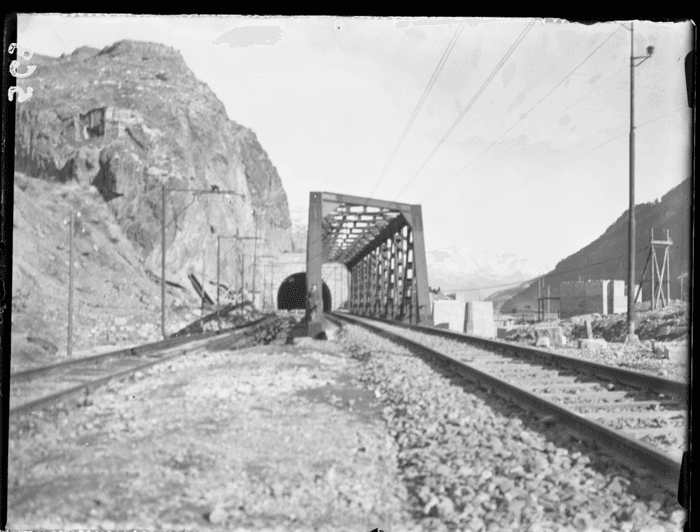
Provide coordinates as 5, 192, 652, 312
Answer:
7, 319, 687, 531
335, 321, 686, 532
7, 332, 412, 531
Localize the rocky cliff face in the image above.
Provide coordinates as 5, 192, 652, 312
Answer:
15, 40, 293, 289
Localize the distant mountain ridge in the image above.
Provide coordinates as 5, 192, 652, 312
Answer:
501, 177, 692, 314
289, 218, 548, 297
426, 248, 549, 296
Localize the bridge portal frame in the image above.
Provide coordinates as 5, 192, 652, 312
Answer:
306, 191, 432, 337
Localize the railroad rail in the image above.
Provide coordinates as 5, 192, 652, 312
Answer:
10, 314, 288, 418
331, 312, 688, 490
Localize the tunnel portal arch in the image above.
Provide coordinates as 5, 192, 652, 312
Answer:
277, 272, 331, 311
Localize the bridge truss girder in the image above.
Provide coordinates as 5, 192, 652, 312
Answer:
306, 192, 432, 337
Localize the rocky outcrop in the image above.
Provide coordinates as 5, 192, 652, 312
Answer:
10, 172, 203, 371
15, 40, 293, 290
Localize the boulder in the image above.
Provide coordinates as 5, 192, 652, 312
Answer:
535, 337, 551, 348
654, 342, 689, 364
534, 325, 566, 347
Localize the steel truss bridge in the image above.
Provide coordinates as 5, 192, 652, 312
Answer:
305, 192, 433, 337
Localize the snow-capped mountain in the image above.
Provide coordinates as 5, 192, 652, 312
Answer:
427, 247, 549, 296
288, 218, 548, 298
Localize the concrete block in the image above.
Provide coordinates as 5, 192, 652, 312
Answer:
578, 338, 608, 349
609, 280, 626, 314
561, 280, 626, 318
669, 345, 688, 364
536, 337, 551, 348
465, 301, 495, 338
535, 325, 566, 347
432, 300, 466, 333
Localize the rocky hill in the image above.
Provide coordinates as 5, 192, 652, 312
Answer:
502, 177, 691, 314
12, 40, 295, 368
15, 40, 293, 284
485, 281, 532, 313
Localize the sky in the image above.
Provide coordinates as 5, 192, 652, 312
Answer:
17, 15, 694, 271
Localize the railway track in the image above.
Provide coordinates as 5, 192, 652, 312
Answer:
331, 312, 688, 490
10, 314, 289, 418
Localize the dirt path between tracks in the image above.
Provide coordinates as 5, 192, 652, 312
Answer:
7, 333, 413, 531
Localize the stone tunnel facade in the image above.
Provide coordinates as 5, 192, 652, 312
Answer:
259, 253, 349, 312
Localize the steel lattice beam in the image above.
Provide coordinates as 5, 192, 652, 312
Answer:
305, 192, 432, 336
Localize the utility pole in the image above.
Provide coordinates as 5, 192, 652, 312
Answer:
623, 21, 654, 343
259, 254, 275, 312
252, 211, 258, 307
160, 185, 246, 339
217, 235, 221, 311
538, 272, 542, 322
67, 208, 75, 357
201, 237, 207, 316
240, 247, 245, 304
216, 234, 261, 305
270, 262, 277, 310
252, 208, 267, 310
627, 21, 637, 342
216, 234, 255, 307
161, 186, 166, 338
268, 262, 274, 310
217, 235, 221, 329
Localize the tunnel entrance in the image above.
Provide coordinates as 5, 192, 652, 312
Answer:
277, 272, 331, 311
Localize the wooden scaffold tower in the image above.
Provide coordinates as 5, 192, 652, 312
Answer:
636, 229, 672, 309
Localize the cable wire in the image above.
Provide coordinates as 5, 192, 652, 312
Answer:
392, 19, 537, 201
425, 25, 625, 201
463, 106, 687, 208
421, 32, 591, 184
367, 23, 465, 198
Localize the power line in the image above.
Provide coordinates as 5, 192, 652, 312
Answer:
561, 67, 624, 112
367, 23, 465, 198
452, 106, 687, 209
392, 19, 537, 201
425, 25, 625, 201
424, 33, 592, 183
290, 102, 684, 272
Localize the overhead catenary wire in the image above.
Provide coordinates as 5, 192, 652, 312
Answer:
422, 25, 625, 202
367, 23, 465, 198
561, 67, 624, 113
423, 32, 591, 182
392, 19, 537, 202
460, 105, 687, 208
